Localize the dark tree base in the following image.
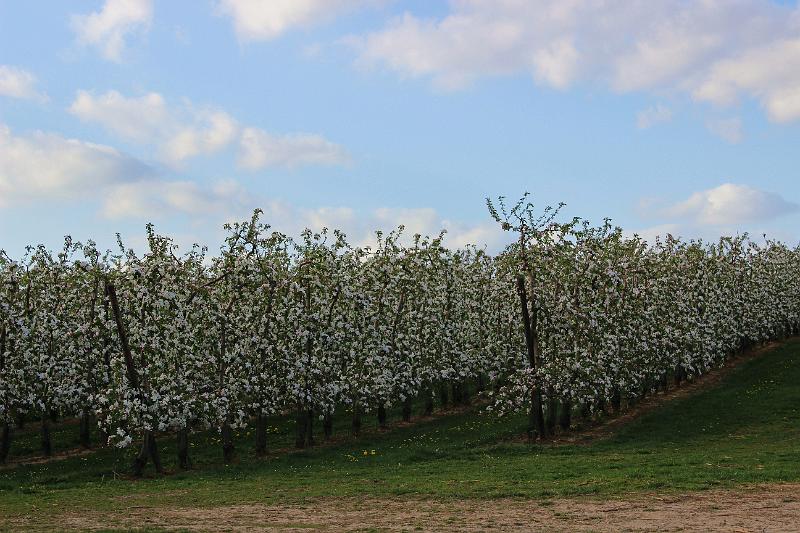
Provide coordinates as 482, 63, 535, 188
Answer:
295, 410, 307, 448
559, 398, 572, 431
79, 412, 91, 449
255, 413, 268, 457
222, 423, 235, 463
41, 415, 52, 457
351, 405, 361, 437
424, 392, 434, 416
177, 429, 191, 470
0, 422, 11, 464
133, 431, 163, 476
378, 404, 387, 429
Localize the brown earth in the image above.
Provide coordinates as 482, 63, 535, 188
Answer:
7, 483, 800, 532
0, 445, 95, 470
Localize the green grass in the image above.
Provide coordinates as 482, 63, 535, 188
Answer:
1, 339, 799, 523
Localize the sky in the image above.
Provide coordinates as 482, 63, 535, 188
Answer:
1, 0, 799, 256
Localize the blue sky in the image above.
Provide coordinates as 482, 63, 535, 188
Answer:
1, 0, 798, 255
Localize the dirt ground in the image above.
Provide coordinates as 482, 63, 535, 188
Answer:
6, 483, 799, 532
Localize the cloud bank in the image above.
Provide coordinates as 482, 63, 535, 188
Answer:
69, 90, 348, 169
0, 124, 150, 206
662, 183, 798, 226
218, 0, 375, 41
350, 1, 800, 122
71, 0, 153, 61
0, 65, 47, 102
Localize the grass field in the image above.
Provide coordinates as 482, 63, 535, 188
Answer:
1, 339, 799, 531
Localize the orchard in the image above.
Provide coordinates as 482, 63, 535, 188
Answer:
1, 196, 798, 474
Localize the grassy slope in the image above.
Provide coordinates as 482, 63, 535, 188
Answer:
1, 339, 799, 521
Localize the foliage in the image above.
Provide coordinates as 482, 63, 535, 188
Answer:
0, 197, 798, 467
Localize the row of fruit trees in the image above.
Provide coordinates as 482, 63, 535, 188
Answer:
1, 197, 798, 473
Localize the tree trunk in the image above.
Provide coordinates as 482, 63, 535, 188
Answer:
132, 431, 161, 476
531, 391, 545, 439
306, 410, 315, 447
611, 387, 622, 413
581, 401, 591, 421
255, 412, 268, 457
323, 413, 333, 440
559, 397, 572, 431
595, 396, 607, 415
545, 393, 557, 434
79, 411, 91, 449
626, 392, 637, 409
377, 403, 387, 429
423, 389, 434, 416
451, 383, 460, 406
15, 413, 24, 430
674, 365, 684, 386
460, 381, 470, 405
148, 431, 163, 474
177, 428, 191, 470
402, 397, 412, 422
133, 433, 149, 477
105, 282, 139, 390
351, 402, 361, 437
439, 383, 449, 407
477, 374, 485, 393
295, 409, 307, 448
40, 414, 52, 457
517, 275, 545, 440
222, 422, 235, 462
0, 422, 11, 464
660, 372, 669, 392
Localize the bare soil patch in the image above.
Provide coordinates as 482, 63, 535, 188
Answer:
0, 445, 94, 470
9, 483, 800, 532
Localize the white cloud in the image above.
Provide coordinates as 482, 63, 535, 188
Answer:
69, 90, 169, 142
637, 104, 673, 129
71, 0, 153, 61
70, 90, 238, 166
0, 120, 503, 250
0, 123, 255, 223
350, 1, 800, 122
0, 124, 150, 206
218, 0, 373, 41
70, 90, 348, 169
662, 183, 798, 226
706, 117, 743, 144
102, 178, 251, 219
163, 110, 239, 164
532, 38, 579, 90
693, 38, 800, 123
0, 65, 47, 102
238, 127, 350, 170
